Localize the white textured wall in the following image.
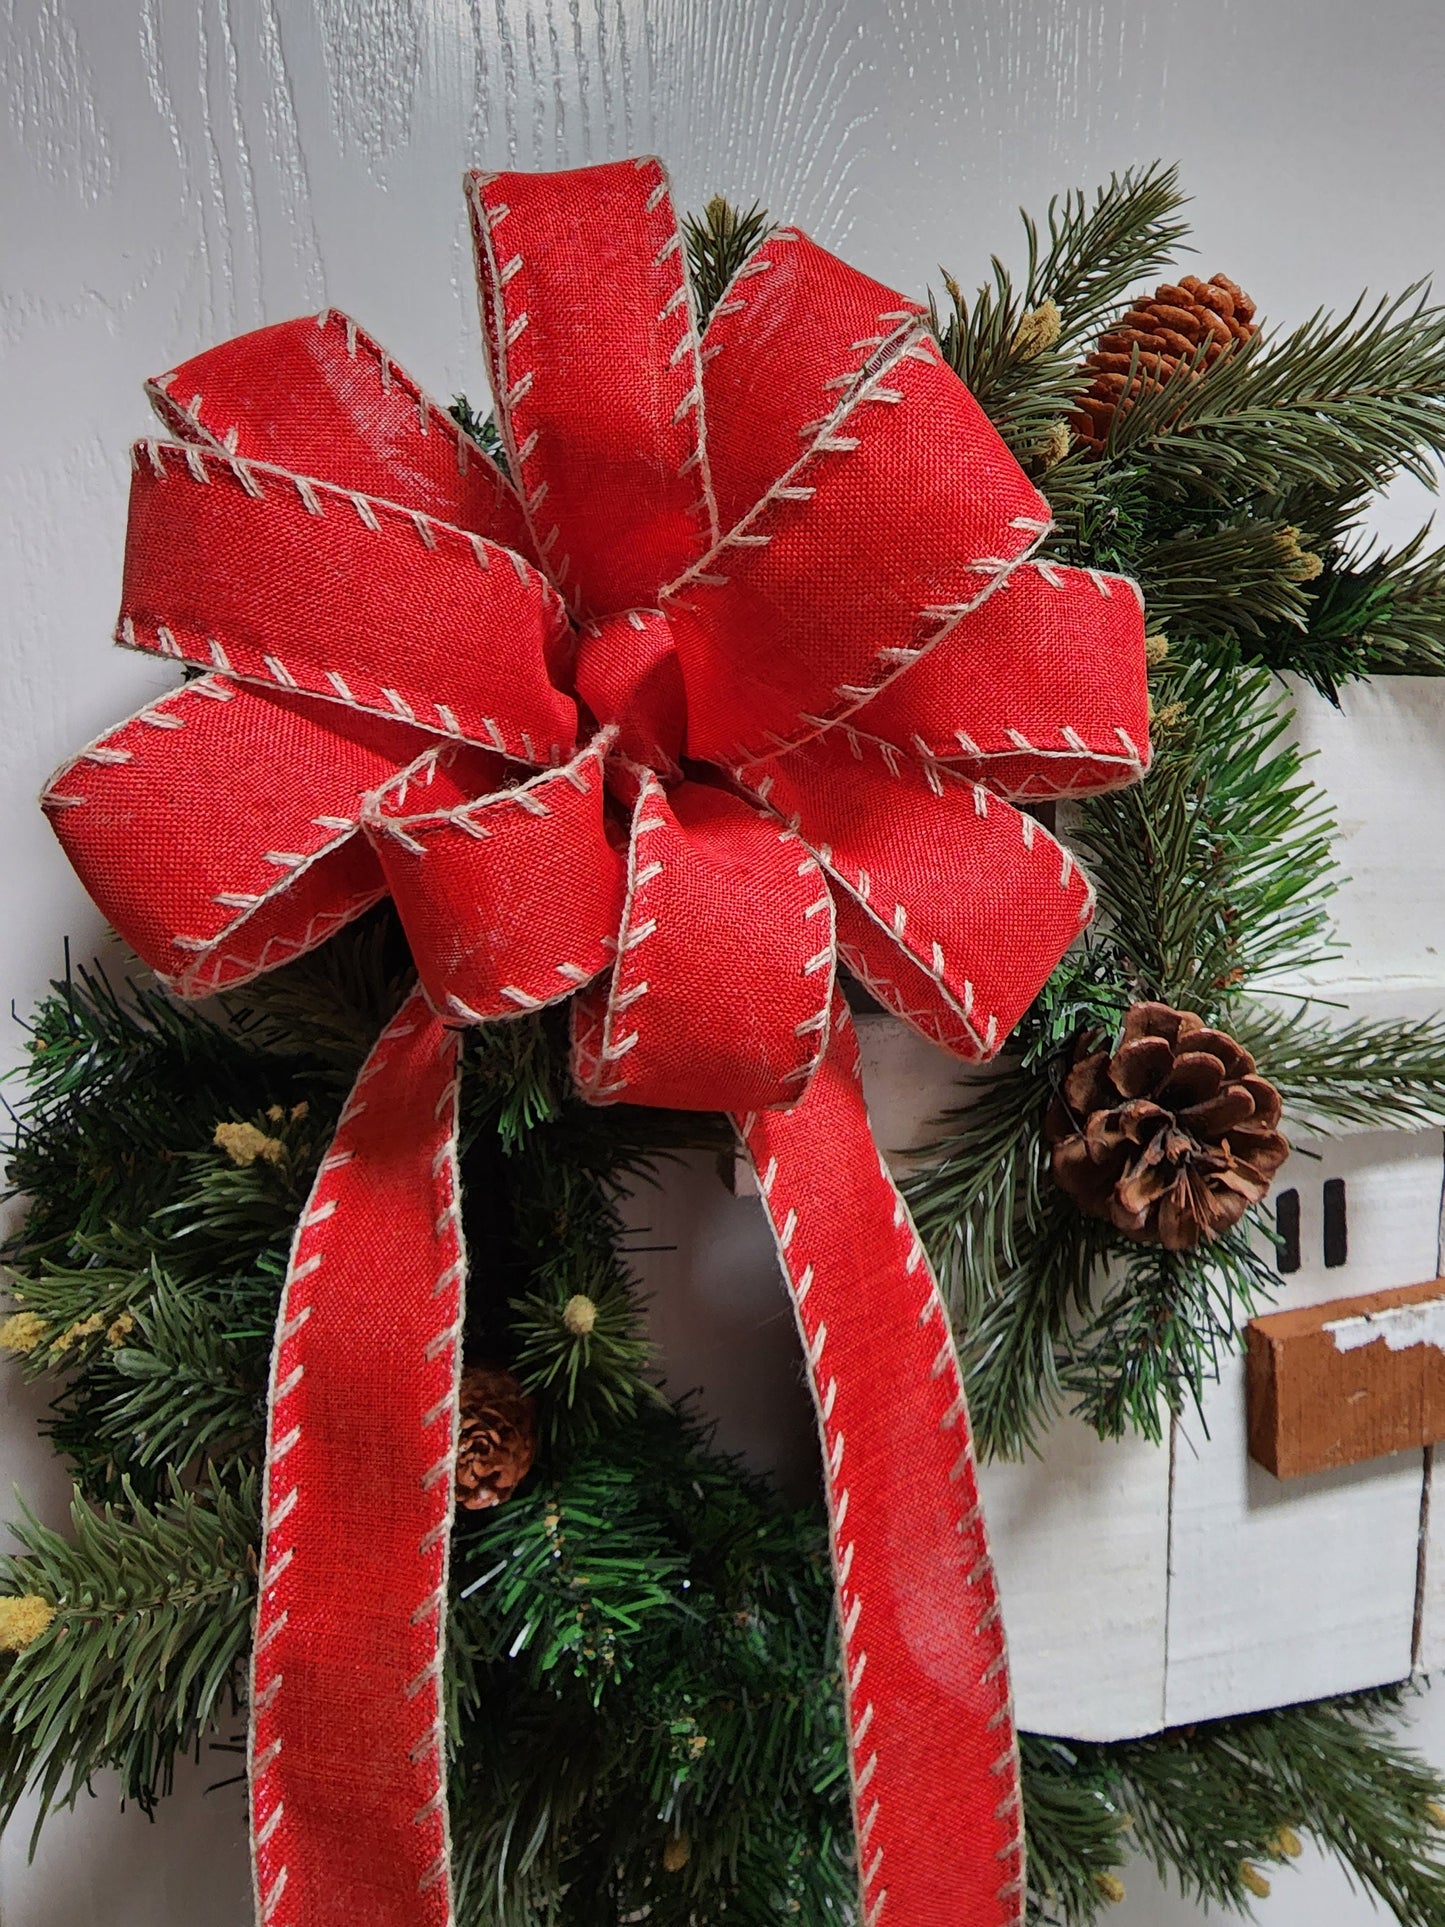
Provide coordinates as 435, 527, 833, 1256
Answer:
4, 2, 1445, 1920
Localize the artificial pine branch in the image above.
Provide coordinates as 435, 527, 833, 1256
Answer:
1021, 1736, 1131, 1924
3, 989, 335, 1502
1073, 652, 1339, 1010
446, 1405, 851, 1925
1137, 520, 1321, 642
0, 1473, 256, 1835
1252, 527, 1445, 696
1020, 165, 1194, 343
458, 1460, 689, 1703
1104, 285, 1445, 507
1062, 1227, 1278, 1444
98, 1272, 264, 1474
908, 1076, 1276, 1453
1024, 1687, 1445, 1923
1233, 1005, 1445, 1131
511, 1257, 664, 1441
1088, 1687, 1445, 1921
933, 163, 1189, 467
682, 197, 772, 325
5, 961, 297, 1265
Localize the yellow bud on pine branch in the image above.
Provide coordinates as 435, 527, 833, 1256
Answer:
662, 1831, 691, 1873
56, 1314, 104, 1351
0, 1311, 48, 1356
1093, 1871, 1126, 1904
563, 1294, 599, 1336
0, 1594, 54, 1652
1013, 299, 1062, 359
1239, 1861, 1272, 1899
1269, 1825, 1303, 1859
1037, 420, 1072, 470
1278, 525, 1324, 583
214, 1121, 285, 1167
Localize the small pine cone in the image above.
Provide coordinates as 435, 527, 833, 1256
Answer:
1045, 1002, 1288, 1252
1072, 274, 1259, 453
454, 1365, 538, 1511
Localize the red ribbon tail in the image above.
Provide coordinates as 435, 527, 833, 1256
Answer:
736, 995, 1024, 1927
250, 990, 464, 1927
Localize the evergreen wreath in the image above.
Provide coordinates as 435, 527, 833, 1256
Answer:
6, 166, 1445, 1923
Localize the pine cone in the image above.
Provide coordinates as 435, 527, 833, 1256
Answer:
1072, 274, 1259, 453
454, 1364, 538, 1510
1044, 1002, 1287, 1251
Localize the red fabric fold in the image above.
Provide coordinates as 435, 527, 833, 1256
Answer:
666, 336, 1051, 768
366, 733, 626, 1022
469, 159, 714, 615
699, 228, 926, 533
570, 773, 835, 1111
41, 676, 418, 992
856, 558, 1151, 799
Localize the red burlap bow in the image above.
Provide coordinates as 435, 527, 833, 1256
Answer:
43, 160, 1148, 1927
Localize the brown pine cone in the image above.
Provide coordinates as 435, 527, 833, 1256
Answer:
454, 1364, 538, 1511
1072, 274, 1259, 453
1044, 1002, 1287, 1252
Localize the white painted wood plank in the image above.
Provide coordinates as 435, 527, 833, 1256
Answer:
1164, 1366, 1424, 1724
979, 1420, 1170, 1740
1258, 1129, 1445, 1310
1165, 1129, 1441, 1722
1278, 677, 1445, 1009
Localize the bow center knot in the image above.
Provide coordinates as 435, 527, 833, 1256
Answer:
573, 607, 686, 776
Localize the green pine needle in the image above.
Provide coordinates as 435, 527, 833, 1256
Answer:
683, 196, 773, 325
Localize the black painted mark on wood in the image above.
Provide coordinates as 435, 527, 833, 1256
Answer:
1323, 1177, 1348, 1269
1275, 1187, 1301, 1273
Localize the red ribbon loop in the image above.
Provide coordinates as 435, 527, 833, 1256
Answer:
570, 773, 835, 1112
42, 155, 1153, 1927
364, 733, 626, 1023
